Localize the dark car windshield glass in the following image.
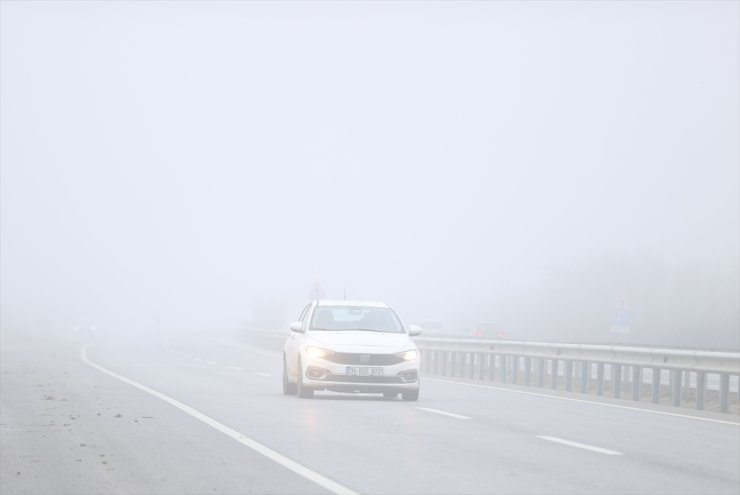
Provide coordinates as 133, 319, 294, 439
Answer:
310, 306, 404, 333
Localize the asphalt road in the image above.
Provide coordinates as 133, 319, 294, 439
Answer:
2, 332, 739, 494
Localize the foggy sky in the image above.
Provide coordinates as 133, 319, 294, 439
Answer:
1, 1, 738, 346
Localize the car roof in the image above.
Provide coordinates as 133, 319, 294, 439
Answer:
315, 300, 390, 309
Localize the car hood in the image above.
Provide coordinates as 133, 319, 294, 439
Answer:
307, 330, 413, 352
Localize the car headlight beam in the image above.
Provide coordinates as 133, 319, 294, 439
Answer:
395, 349, 418, 361
306, 346, 334, 359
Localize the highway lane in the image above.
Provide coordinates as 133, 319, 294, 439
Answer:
1, 338, 336, 495
93, 333, 740, 494
3, 332, 739, 494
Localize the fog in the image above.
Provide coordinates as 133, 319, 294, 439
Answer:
1, 1, 738, 349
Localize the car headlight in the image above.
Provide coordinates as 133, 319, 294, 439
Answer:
305, 346, 334, 359
395, 349, 418, 361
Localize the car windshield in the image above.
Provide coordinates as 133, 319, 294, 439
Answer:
310, 306, 404, 333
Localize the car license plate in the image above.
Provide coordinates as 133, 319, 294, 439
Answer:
346, 366, 383, 376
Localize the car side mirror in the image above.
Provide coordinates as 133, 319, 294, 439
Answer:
289, 321, 305, 333
408, 324, 422, 336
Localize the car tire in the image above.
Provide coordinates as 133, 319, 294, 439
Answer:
382, 392, 398, 399
401, 389, 419, 401
296, 358, 313, 399
282, 357, 297, 395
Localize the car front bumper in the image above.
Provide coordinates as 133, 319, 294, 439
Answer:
301, 354, 420, 393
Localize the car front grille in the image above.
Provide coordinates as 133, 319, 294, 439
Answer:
325, 353, 404, 365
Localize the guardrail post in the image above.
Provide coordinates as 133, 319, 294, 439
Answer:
581, 362, 589, 393
672, 370, 682, 407
450, 352, 457, 378
632, 366, 641, 401
551, 359, 558, 389
478, 353, 485, 380
501, 355, 507, 383
565, 361, 573, 391
684, 370, 691, 397
720, 373, 730, 413
696, 371, 705, 410
613, 365, 622, 399
538, 358, 545, 387
512, 356, 519, 385
597, 363, 604, 396
489, 354, 496, 382
524, 357, 531, 386
652, 368, 661, 403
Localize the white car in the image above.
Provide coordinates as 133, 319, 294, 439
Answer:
282, 300, 422, 400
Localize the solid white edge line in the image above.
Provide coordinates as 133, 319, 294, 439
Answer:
425, 377, 740, 426
416, 407, 471, 420
80, 345, 358, 495
207, 361, 219, 366
537, 435, 624, 456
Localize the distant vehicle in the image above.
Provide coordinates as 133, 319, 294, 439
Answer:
74, 322, 97, 339
471, 322, 508, 339
282, 300, 422, 401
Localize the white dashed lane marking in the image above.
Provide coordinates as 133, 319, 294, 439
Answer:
416, 407, 471, 420
536, 436, 624, 456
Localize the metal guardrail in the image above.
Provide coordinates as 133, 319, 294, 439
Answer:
413, 337, 740, 413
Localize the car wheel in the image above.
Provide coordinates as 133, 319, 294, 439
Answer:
383, 392, 398, 399
296, 358, 313, 399
401, 389, 419, 401
282, 357, 297, 395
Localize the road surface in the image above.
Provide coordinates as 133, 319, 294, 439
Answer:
2, 332, 738, 494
